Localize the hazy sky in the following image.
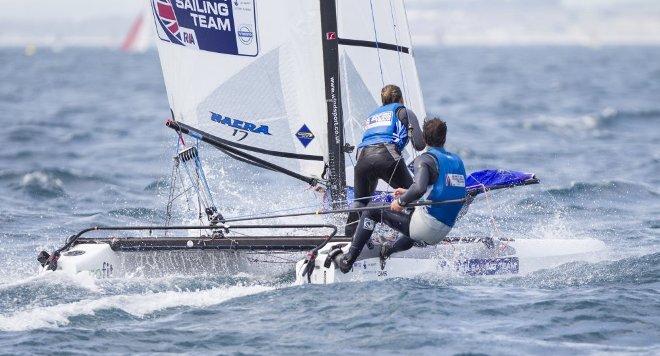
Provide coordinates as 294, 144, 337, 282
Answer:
1, 0, 659, 46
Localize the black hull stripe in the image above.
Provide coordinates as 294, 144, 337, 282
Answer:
338, 38, 409, 54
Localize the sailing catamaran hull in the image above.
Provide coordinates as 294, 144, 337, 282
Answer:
294, 238, 608, 285
41, 235, 346, 278
45, 242, 301, 278
43, 235, 606, 282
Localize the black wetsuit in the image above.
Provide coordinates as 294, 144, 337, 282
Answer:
345, 108, 425, 236
340, 153, 440, 271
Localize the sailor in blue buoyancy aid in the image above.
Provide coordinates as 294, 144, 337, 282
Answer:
345, 84, 425, 236
338, 118, 467, 273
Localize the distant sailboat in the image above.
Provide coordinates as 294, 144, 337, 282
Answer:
24, 44, 37, 57
121, 11, 153, 53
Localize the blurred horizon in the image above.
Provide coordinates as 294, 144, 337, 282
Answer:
0, 0, 659, 48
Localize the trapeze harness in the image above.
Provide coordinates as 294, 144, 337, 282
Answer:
346, 103, 415, 236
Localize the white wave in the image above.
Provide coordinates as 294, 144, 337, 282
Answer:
0, 284, 272, 332
0, 270, 101, 293
518, 108, 623, 136
19, 171, 65, 195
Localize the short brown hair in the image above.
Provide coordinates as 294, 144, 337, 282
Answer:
381, 84, 403, 105
423, 118, 447, 147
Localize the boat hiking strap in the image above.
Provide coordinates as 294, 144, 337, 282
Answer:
166, 120, 321, 187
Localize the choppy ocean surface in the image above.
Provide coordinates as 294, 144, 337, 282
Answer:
0, 46, 658, 354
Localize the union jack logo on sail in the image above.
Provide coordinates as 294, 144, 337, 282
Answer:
154, 0, 182, 42
151, 0, 257, 55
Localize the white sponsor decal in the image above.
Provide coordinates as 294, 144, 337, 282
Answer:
363, 218, 375, 230
446, 173, 466, 187
364, 112, 392, 130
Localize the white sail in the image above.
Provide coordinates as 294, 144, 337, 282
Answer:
150, 0, 328, 180
150, 0, 426, 196
336, 0, 426, 182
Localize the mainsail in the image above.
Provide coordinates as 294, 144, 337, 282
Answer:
150, 0, 425, 203
335, 0, 427, 186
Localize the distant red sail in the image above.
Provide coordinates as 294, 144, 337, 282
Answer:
121, 13, 145, 52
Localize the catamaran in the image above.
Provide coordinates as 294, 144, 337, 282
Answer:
38, 0, 606, 283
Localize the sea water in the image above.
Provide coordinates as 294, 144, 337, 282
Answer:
0, 46, 658, 354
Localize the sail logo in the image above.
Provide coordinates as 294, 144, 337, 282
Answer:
211, 112, 271, 140
176, 0, 231, 31
154, 0, 181, 38
237, 25, 254, 44
446, 174, 466, 187
295, 124, 315, 148
364, 111, 393, 130
152, 0, 258, 56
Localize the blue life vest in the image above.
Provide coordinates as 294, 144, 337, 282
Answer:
424, 147, 467, 227
358, 103, 408, 152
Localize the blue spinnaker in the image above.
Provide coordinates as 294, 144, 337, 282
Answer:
332, 170, 537, 207
466, 169, 537, 194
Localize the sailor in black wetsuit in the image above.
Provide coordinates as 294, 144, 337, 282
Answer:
345, 84, 425, 236
338, 119, 467, 273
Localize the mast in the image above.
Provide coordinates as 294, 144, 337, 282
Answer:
320, 0, 347, 206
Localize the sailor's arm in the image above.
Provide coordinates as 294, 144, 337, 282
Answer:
397, 108, 425, 151
391, 154, 437, 211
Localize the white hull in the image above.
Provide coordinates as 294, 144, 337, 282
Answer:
43, 238, 607, 283
294, 238, 608, 285
46, 243, 297, 278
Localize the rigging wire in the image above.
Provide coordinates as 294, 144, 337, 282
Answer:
218, 191, 393, 223
400, 0, 424, 163
368, 0, 385, 87
388, 0, 418, 164
388, 0, 410, 103
194, 139, 216, 208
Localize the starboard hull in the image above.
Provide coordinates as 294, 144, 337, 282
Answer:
294, 238, 608, 285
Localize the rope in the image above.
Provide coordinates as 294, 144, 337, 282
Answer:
398, 0, 421, 162
388, 0, 410, 103
221, 191, 395, 223
193, 151, 215, 207
377, 152, 406, 224
481, 184, 502, 240
368, 0, 385, 87
181, 158, 207, 208
221, 197, 466, 224
467, 176, 513, 253
166, 135, 221, 231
